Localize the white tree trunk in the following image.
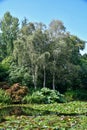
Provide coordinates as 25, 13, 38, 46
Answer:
43, 66, 46, 88
53, 73, 55, 90
32, 74, 36, 89
32, 65, 38, 90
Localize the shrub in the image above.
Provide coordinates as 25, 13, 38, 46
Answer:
23, 91, 45, 104
0, 82, 9, 90
0, 64, 9, 81
0, 89, 12, 104
22, 87, 66, 104
41, 88, 52, 95
41, 88, 65, 103
65, 89, 87, 101
6, 83, 29, 103
73, 89, 87, 100
65, 90, 75, 102
31, 91, 45, 103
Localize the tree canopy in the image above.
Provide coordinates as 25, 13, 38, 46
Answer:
0, 12, 86, 93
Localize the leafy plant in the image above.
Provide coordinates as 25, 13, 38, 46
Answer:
22, 87, 66, 104
23, 91, 45, 104
6, 83, 29, 103
0, 89, 12, 104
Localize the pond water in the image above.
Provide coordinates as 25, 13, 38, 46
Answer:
0, 106, 87, 129
0, 105, 87, 120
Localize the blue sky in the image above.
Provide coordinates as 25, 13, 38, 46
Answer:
0, 0, 87, 54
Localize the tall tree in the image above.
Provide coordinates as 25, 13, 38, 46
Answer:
38, 52, 50, 88
49, 19, 66, 39
0, 12, 19, 56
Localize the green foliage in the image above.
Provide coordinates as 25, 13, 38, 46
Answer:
73, 89, 87, 100
9, 65, 22, 84
65, 90, 75, 101
80, 55, 87, 88
41, 88, 66, 103
41, 87, 52, 95
23, 91, 45, 104
22, 87, 66, 104
0, 63, 9, 81
1, 56, 12, 70
0, 12, 86, 94
0, 56, 12, 82
9, 65, 32, 86
0, 12, 19, 56
0, 89, 12, 104
65, 89, 87, 101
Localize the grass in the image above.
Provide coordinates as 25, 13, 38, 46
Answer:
0, 101, 87, 129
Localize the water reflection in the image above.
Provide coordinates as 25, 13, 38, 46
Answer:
0, 106, 87, 123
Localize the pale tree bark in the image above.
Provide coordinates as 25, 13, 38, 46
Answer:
32, 65, 38, 89
52, 72, 55, 90
43, 66, 46, 88
52, 59, 56, 90
34, 65, 38, 89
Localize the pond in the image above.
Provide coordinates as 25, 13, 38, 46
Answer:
0, 105, 87, 129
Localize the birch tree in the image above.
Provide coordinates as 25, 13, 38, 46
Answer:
38, 52, 50, 88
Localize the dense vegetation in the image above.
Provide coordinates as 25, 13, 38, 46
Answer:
0, 11, 87, 93
0, 11, 87, 130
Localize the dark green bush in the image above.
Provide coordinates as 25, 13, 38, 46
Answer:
73, 89, 87, 100
65, 90, 74, 102
65, 89, 87, 101
0, 64, 9, 81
